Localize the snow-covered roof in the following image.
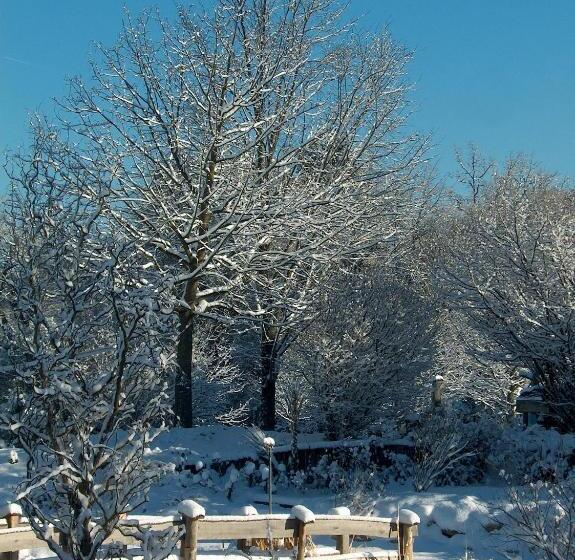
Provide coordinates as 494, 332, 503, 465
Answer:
516, 384, 544, 402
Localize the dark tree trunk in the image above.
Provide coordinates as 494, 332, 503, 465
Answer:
175, 309, 194, 428
260, 330, 277, 430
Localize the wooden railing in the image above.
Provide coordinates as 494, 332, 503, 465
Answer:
0, 502, 420, 560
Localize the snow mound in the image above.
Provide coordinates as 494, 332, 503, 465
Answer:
328, 507, 351, 516
398, 509, 420, 525
431, 496, 491, 534
290, 505, 315, 524
239, 505, 258, 516
178, 500, 206, 519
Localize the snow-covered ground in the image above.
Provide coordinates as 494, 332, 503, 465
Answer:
0, 428, 530, 560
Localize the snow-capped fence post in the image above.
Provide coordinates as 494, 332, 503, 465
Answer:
291, 506, 315, 560
0, 504, 22, 560
237, 505, 258, 552
328, 507, 351, 554
398, 509, 420, 560
263, 437, 275, 514
178, 500, 206, 560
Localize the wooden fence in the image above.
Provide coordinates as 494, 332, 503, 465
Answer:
0, 502, 420, 560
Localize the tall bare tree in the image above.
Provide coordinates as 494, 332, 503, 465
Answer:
54, 0, 425, 427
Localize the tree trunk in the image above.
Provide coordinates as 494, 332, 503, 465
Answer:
290, 416, 299, 470
175, 309, 194, 428
260, 329, 277, 430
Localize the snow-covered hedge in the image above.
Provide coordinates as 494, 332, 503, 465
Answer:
489, 424, 575, 483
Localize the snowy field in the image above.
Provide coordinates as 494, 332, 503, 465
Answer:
0, 427, 533, 560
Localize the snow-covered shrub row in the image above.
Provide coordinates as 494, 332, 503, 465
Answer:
187, 458, 284, 497
489, 424, 575, 483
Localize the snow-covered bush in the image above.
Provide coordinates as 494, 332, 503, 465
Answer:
504, 478, 575, 560
310, 455, 344, 491
439, 410, 502, 486
380, 451, 414, 485
489, 424, 575, 484
412, 410, 476, 491
224, 466, 240, 499
285, 445, 384, 513
275, 462, 289, 487
289, 470, 307, 491
335, 468, 384, 516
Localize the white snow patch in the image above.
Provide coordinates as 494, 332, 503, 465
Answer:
328, 507, 351, 516
0, 503, 22, 517
239, 505, 258, 516
399, 509, 420, 525
430, 496, 490, 534
290, 505, 315, 524
178, 500, 205, 519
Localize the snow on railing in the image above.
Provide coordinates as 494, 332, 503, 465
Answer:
0, 501, 420, 560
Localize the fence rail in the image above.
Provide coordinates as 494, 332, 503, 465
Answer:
0, 502, 420, 560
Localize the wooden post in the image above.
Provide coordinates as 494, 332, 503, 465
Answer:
236, 506, 257, 552
180, 516, 203, 560
398, 524, 414, 560
2, 506, 22, 560
178, 501, 206, 560
335, 533, 350, 555
296, 519, 307, 560
398, 509, 419, 560
292, 506, 315, 560
236, 537, 248, 553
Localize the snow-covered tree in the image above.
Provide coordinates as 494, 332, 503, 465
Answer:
432, 309, 523, 417
188, 320, 252, 425
401, 193, 523, 418
454, 143, 494, 204
289, 266, 437, 439
0, 129, 174, 560
443, 158, 575, 430
54, 0, 426, 428
277, 370, 311, 468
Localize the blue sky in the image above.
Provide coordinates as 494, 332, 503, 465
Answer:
1, 1, 574, 190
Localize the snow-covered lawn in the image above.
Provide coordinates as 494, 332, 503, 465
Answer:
0, 428, 529, 560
